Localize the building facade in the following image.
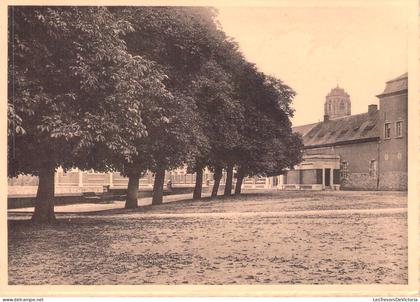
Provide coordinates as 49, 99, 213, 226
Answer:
8, 74, 408, 196
283, 73, 408, 191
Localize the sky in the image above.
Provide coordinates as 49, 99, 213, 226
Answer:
216, 4, 409, 126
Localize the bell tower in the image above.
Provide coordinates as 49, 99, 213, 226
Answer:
324, 85, 351, 119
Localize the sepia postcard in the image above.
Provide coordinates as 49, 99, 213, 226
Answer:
1, 0, 419, 298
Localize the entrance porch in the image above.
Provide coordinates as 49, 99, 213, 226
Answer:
280, 154, 341, 190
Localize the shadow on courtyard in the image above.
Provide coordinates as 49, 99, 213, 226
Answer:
8, 190, 407, 285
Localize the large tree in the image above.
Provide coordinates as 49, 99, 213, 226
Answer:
8, 7, 167, 222
112, 7, 222, 205
232, 72, 304, 195
189, 59, 245, 199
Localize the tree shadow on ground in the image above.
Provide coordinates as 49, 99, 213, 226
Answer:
8, 190, 407, 226
87, 191, 304, 216
7, 191, 273, 226
8, 216, 115, 231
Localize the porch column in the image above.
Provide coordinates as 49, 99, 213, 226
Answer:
330, 169, 334, 190
109, 172, 113, 188
322, 168, 325, 189
279, 175, 284, 189
78, 170, 83, 187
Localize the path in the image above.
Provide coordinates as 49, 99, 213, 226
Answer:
8, 190, 407, 285
8, 192, 210, 214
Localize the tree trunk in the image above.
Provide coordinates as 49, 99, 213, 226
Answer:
32, 165, 56, 223
125, 174, 140, 209
193, 168, 203, 200
224, 163, 234, 196
211, 166, 222, 198
235, 170, 245, 195
152, 167, 165, 205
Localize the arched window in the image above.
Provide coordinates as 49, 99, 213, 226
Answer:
340, 101, 345, 110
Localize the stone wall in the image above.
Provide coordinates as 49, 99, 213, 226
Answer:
378, 171, 407, 191
341, 172, 378, 190
342, 171, 407, 191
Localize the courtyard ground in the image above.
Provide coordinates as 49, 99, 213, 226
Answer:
8, 190, 407, 285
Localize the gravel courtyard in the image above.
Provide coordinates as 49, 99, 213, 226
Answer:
8, 190, 407, 285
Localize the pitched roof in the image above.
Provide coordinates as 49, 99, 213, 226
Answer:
292, 122, 319, 137
326, 85, 350, 98
293, 110, 380, 148
377, 72, 408, 97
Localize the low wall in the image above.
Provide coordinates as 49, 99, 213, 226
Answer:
109, 185, 209, 197
8, 194, 85, 209
8, 185, 210, 209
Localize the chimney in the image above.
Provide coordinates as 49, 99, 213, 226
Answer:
368, 104, 378, 114
323, 114, 329, 122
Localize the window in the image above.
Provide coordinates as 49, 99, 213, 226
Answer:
333, 169, 341, 184
301, 169, 318, 185
340, 161, 348, 181
395, 121, 403, 137
316, 169, 323, 184
384, 123, 391, 138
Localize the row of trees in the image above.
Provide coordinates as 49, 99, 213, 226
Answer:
8, 6, 303, 223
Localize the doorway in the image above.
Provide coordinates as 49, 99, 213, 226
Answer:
324, 168, 331, 187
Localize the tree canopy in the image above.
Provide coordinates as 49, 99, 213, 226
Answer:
8, 6, 170, 220
8, 6, 303, 222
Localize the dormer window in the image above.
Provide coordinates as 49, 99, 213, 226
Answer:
363, 123, 375, 131
339, 129, 348, 136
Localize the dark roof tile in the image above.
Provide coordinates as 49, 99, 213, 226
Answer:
377, 72, 407, 97
292, 111, 380, 147
292, 122, 319, 137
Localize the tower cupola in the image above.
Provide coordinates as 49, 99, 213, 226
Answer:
324, 85, 351, 119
